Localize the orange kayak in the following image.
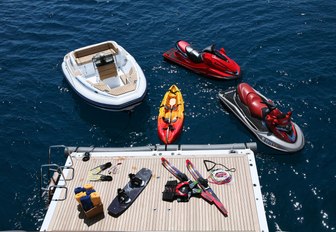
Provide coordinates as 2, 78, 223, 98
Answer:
157, 85, 184, 144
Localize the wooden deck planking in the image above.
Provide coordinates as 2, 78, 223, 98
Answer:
45, 153, 261, 231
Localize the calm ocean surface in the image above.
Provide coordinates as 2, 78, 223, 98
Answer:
0, 0, 335, 231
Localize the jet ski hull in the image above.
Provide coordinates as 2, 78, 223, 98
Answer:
218, 89, 305, 152
163, 48, 240, 80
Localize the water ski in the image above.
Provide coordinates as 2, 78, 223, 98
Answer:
107, 168, 152, 217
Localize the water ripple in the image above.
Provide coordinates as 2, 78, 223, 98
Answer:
1, 0, 336, 231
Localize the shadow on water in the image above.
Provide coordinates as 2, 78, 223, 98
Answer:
257, 141, 306, 157
74, 95, 133, 128
65, 82, 152, 145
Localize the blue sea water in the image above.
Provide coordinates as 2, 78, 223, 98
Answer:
0, 0, 335, 231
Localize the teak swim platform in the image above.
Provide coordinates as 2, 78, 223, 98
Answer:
40, 143, 268, 231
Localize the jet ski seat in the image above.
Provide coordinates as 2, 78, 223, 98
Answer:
185, 46, 203, 63
237, 83, 269, 119
175, 40, 202, 63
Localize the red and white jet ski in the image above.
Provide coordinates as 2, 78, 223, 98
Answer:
218, 83, 305, 152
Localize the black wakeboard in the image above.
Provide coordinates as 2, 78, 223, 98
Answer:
107, 168, 152, 217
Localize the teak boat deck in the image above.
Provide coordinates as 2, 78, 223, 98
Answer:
40, 146, 268, 231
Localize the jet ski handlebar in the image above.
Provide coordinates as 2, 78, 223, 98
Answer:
202, 44, 216, 53
260, 100, 277, 112
202, 44, 228, 62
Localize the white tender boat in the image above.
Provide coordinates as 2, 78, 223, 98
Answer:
62, 41, 147, 110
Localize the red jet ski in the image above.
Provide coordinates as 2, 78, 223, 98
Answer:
163, 40, 241, 80
219, 83, 305, 152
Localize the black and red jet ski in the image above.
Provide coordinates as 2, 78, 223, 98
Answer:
218, 83, 305, 152
163, 40, 241, 80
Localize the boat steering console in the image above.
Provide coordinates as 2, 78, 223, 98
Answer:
93, 53, 114, 67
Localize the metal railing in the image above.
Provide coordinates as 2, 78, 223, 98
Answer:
40, 145, 75, 202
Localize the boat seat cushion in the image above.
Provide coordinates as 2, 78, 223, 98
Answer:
90, 81, 137, 96
119, 67, 137, 85
74, 43, 118, 58
107, 83, 136, 96
126, 67, 138, 84
120, 73, 128, 85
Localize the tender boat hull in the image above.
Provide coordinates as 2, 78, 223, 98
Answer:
62, 41, 147, 111
62, 63, 146, 111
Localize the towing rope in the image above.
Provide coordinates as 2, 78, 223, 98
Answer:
208, 168, 232, 185
203, 160, 236, 185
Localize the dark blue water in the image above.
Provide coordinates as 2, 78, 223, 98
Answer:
0, 0, 335, 231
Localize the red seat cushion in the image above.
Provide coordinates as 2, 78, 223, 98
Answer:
176, 40, 190, 53
238, 83, 254, 105
238, 83, 268, 119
